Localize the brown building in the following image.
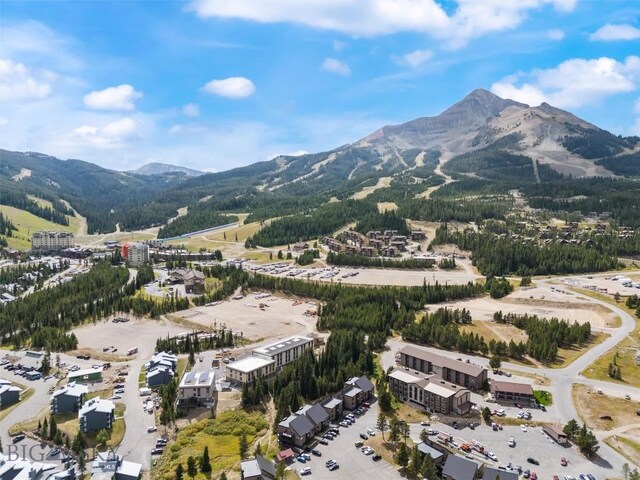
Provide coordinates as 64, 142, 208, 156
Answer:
399, 346, 488, 390
388, 369, 472, 415
543, 424, 568, 444
490, 380, 536, 407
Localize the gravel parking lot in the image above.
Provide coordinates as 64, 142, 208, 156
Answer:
290, 405, 403, 480
408, 423, 619, 479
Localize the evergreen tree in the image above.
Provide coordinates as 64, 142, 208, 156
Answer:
175, 464, 184, 480
395, 442, 409, 468
239, 433, 249, 460
200, 446, 211, 473
376, 413, 387, 441
187, 456, 197, 480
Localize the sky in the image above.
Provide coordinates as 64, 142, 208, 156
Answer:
1, 0, 639, 172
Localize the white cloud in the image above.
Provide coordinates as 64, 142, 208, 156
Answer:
491, 56, 640, 108
182, 103, 200, 117
547, 29, 565, 41
0, 59, 53, 102
590, 23, 640, 42
400, 49, 433, 68
72, 117, 139, 148
333, 40, 347, 51
202, 76, 255, 98
189, 0, 576, 47
83, 84, 142, 111
322, 58, 351, 76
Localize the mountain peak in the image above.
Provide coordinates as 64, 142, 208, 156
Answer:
131, 162, 204, 177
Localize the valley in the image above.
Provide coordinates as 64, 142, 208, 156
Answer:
2, 88, 640, 480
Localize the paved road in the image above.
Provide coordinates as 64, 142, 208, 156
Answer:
382, 274, 640, 475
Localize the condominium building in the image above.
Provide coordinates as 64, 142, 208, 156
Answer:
398, 345, 488, 390
31, 231, 74, 252
252, 335, 313, 370
388, 369, 472, 415
178, 369, 216, 407
121, 242, 149, 266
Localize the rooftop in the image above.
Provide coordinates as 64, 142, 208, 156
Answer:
226, 356, 275, 373
52, 382, 88, 398
400, 345, 487, 377
253, 335, 313, 358
79, 397, 114, 416
179, 370, 216, 388
490, 380, 534, 396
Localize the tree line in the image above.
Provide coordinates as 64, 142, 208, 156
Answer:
245, 200, 377, 247
353, 210, 410, 236
397, 197, 510, 223
326, 251, 435, 269
494, 311, 591, 363
431, 224, 620, 276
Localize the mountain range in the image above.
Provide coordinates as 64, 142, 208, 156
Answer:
1, 89, 639, 234
131, 162, 204, 177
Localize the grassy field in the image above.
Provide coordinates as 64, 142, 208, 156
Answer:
578, 290, 640, 386
152, 410, 269, 480
534, 390, 553, 406
377, 202, 398, 213
573, 384, 640, 431
0, 204, 79, 250
605, 433, 640, 468
550, 332, 609, 369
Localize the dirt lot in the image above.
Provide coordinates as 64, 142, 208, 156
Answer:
562, 273, 640, 298
573, 384, 640, 431
314, 265, 481, 287
171, 294, 318, 341
439, 295, 617, 330
72, 315, 186, 358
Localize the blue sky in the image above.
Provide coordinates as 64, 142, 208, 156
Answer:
1, 0, 639, 171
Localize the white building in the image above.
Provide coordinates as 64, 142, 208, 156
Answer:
225, 356, 276, 385
252, 335, 313, 370
124, 243, 149, 266
31, 231, 74, 252
178, 370, 216, 407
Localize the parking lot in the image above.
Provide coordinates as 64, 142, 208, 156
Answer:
289, 405, 403, 480
408, 422, 620, 479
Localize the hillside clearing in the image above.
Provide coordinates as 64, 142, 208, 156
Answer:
0, 204, 78, 250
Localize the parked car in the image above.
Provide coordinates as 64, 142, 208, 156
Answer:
527, 457, 540, 465
151, 448, 163, 455
372, 453, 382, 461
366, 428, 376, 436
300, 467, 311, 476
560, 457, 567, 466
12, 434, 25, 443
147, 426, 157, 433
508, 436, 515, 447
311, 449, 321, 457
359, 433, 368, 440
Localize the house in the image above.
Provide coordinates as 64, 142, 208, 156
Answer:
51, 383, 88, 414
483, 466, 518, 480
167, 269, 205, 293
252, 336, 313, 371
399, 345, 488, 390
146, 352, 177, 372
543, 424, 568, 445
68, 367, 103, 383
490, 380, 536, 407
0, 383, 21, 409
275, 448, 295, 464
441, 455, 479, 480
322, 397, 343, 421
278, 414, 315, 447
146, 366, 174, 387
296, 403, 330, 434
91, 450, 142, 480
18, 351, 43, 372
342, 376, 375, 410
388, 369, 472, 415
0, 456, 75, 480
240, 455, 276, 480
178, 370, 216, 407
293, 242, 309, 252
79, 398, 115, 433
225, 356, 276, 385
416, 442, 445, 465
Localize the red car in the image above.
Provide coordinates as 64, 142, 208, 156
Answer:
530, 473, 537, 480
560, 458, 567, 467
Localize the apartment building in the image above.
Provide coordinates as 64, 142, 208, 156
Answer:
178, 369, 216, 407
398, 345, 488, 390
252, 335, 313, 370
31, 231, 74, 252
